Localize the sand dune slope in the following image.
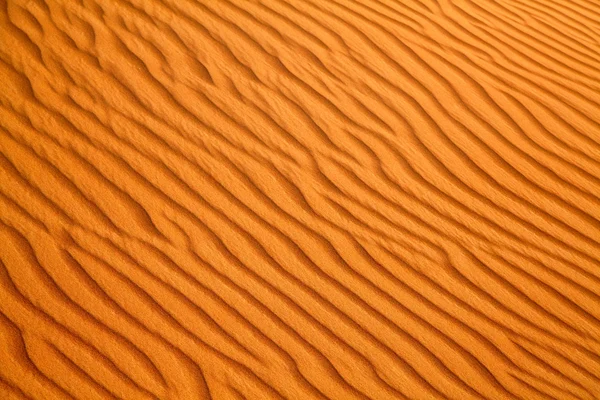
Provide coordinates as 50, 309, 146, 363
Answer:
1, 0, 600, 398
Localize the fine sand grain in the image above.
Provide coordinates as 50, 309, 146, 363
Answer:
1, 0, 600, 398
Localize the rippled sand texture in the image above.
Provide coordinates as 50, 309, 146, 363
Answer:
1, 0, 600, 398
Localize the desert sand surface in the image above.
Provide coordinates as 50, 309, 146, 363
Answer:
1, 0, 600, 398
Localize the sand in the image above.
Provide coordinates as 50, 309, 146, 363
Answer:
1, 0, 600, 398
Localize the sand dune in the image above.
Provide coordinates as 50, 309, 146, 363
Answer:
1, 0, 600, 398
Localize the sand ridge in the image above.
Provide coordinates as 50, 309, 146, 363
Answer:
1, 0, 600, 398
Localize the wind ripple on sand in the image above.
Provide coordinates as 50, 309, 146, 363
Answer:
1, 0, 599, 398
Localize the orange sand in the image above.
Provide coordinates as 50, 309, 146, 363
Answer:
1, 0, 600, 398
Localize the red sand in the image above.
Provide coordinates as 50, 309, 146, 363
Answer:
1, 0, 600, 398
